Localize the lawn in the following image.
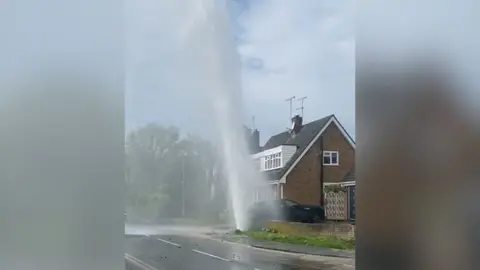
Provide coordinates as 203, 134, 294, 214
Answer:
236, 230, 355, 250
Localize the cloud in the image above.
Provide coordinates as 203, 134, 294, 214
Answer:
233, 0, 355, 139
125, 0, 355, 141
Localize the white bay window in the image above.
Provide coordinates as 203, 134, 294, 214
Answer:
264, 152, 282, 170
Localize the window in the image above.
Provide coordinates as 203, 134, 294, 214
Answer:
323, 151, 339, 165
273, 152, 281, 167
264, 152, 282, 170
264, 155, 272, 169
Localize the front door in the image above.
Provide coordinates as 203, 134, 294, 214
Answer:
348, 186, 356, 220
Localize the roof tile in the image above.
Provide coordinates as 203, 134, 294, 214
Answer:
258, 115, 333, 180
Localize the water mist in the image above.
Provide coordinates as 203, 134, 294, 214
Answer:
175, 0, 269, 231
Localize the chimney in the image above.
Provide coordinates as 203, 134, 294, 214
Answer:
243, 126, 260, 154
291, 115, 303, 134
252, 129, 260, 152
244, 126, 251, 141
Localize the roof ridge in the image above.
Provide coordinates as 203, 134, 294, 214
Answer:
268, 114, 333, 137
301, 114, 334, 126
261, 114, 333, 151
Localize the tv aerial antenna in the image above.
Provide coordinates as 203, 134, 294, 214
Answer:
296, 96, 307, 118
285, 96, 296, 120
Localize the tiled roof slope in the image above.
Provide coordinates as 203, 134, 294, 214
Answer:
260, 115, 333, 180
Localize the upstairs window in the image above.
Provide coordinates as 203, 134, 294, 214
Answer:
264, 152, 282, 170
264, 155, 272, 169
273, 152, 281, 167
323, 151, 339, 166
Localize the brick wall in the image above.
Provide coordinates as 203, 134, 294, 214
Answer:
320, 123, 355, 184
283, 121, 355, 205
266, 220, 355, 239
283, 146, 322, 205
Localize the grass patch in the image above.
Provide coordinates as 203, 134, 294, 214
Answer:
243, 231, 355, 250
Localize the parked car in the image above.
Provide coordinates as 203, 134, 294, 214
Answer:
247, 199, 325, 229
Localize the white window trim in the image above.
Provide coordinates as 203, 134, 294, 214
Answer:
323, 151, 339, 166
264, 155, 270, 170
263, 152, 283, 171
251, 145, 283, 159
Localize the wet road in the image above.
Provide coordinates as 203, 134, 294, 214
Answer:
125, 232, 354, 270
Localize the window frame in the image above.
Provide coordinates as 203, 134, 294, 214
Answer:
323, 151, 339, 166
273, 152, 281, 168
263, 152, 283, 170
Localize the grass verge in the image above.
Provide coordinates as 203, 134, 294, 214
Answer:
238, 230, 355, 250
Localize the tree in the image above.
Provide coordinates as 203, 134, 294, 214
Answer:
125, 124, 180, 221
125, 123, 224, 222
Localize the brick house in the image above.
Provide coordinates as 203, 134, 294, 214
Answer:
248, 114, 355, 210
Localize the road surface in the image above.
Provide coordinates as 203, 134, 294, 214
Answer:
125, 229, 354, 270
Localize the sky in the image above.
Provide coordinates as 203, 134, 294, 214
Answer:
125, 0, 355, 144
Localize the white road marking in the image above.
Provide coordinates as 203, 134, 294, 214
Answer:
192, 249, 230, 262
136, 235, 263, 269
156, 238, 182, 247
125, 253, 159, 270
